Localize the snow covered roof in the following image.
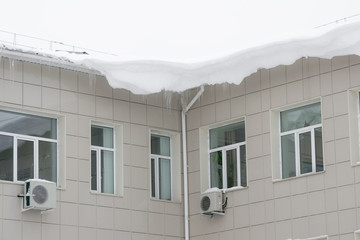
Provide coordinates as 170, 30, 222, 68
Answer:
1, 21, 360, 94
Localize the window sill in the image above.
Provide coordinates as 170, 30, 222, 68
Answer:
150, 197, 181, 204
90, 191, 123, 198
272, 170, 325, 183
0, 179, 63, 190
215, 186, 248, 193
351, 162, 360, 167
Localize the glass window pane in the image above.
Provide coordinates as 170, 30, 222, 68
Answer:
315, 127, 323, 172
91, 150, 97, 191
226, 149, 238, 188
39, 141, 57, 182
210, 151, 223, 189
0, 135, 13, 181
17, 139, 34, 181
0, 110, 57, 139
240, 145, 247, 187
159, 158, 171, 200
101, 150, 114, 194
151, 158, 156, 198
281, 134, 296, 179
210, 122, 245, 149
151, 134, 170, 156
299, 131, 312, 174
280, 102, 321, 132
91, 125, 114, 148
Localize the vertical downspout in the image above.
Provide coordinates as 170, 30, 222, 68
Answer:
182, 85, 204, 240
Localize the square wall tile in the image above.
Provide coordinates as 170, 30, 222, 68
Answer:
350, 64, 360, 89
132, 210, 148, 232
245, 72, 261, 94
61, 90, 78, 114
23, 84, 42, 107
303, 57, 319, 78
130, 103, 146, 125
60, 202, 78, 226
286, 58, 303, 83
60, 69, 78, 91
303, 76, 320, 99
78, 72, 95, 94
114, 208, 132, 231
3, 59, 22, 82
23, 61, 41, 85
270, 85, 287, 108
42, 65, 60, 88
332, 55, 350, 70
79, 205, 97, 227
320, 58, 331, 74
332, 68, 350, 93
320, 73, 332, 96
42, 224, 60, 240
96, 97, 113, 119
246, 91, 262, 115
215, 100, 230, 122
270, 65, 286, 87
230, 82, 245, 98
42, 87, 60, 110
147, 106, 163, 128
97, 206, 114, 229
95, 76, 113, 97
0, 80, 22, 104
3, 220, 22, 240
287, 80, 303, 104
215, 83, 230, 101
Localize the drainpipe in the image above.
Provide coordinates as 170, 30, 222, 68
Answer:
182, 85, 204, 240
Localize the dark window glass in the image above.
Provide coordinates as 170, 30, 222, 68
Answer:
91, 125, 113, 148
39, 141, 57, 182
151, 134, 170, 156
0, 135, 13, 181
17, 140, 34, 181
0, 110, 57, 139
210, 122, 245, 149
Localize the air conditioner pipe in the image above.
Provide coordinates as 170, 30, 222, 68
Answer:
182, 85, 204, 240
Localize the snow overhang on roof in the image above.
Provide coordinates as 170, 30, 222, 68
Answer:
1, 21, 360, 95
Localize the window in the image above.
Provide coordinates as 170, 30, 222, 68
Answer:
91, 125, 115, 194
208, 121, 246, 190
151, 134, 172, 200
0, 110, 58, 183
279, 102, 323, 179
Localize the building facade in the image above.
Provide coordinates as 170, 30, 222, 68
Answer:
0, 53, 360, 240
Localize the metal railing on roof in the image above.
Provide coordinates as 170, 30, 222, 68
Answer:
0, 29, 117, 56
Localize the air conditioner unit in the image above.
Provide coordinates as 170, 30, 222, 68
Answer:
23, 179, 56, 211
200, 189, 224, 216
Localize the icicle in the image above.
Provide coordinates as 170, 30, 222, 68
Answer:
9, 58, 15, 82
89, 73, 96, 89
164, 91, 174, 110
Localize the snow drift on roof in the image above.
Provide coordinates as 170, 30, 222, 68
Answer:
2, 21, 360, 94
72, 21, 360, 94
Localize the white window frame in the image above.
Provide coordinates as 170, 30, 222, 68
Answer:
270, 98, 323, 180
279, 123, 322, 178
355, 229, 360, 240
91, 124, 116, 194
0, 110, 59, 184
207, 121, 246, 191
150, 133, 173, 200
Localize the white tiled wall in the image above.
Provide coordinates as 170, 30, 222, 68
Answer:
186, 55, 360, 240
0, 56, 183, 240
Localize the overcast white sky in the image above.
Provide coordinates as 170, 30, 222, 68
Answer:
1, 0, 360, 62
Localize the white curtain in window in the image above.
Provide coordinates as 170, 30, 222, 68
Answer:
159, 158, 171, 200
102, 150, 114, 194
